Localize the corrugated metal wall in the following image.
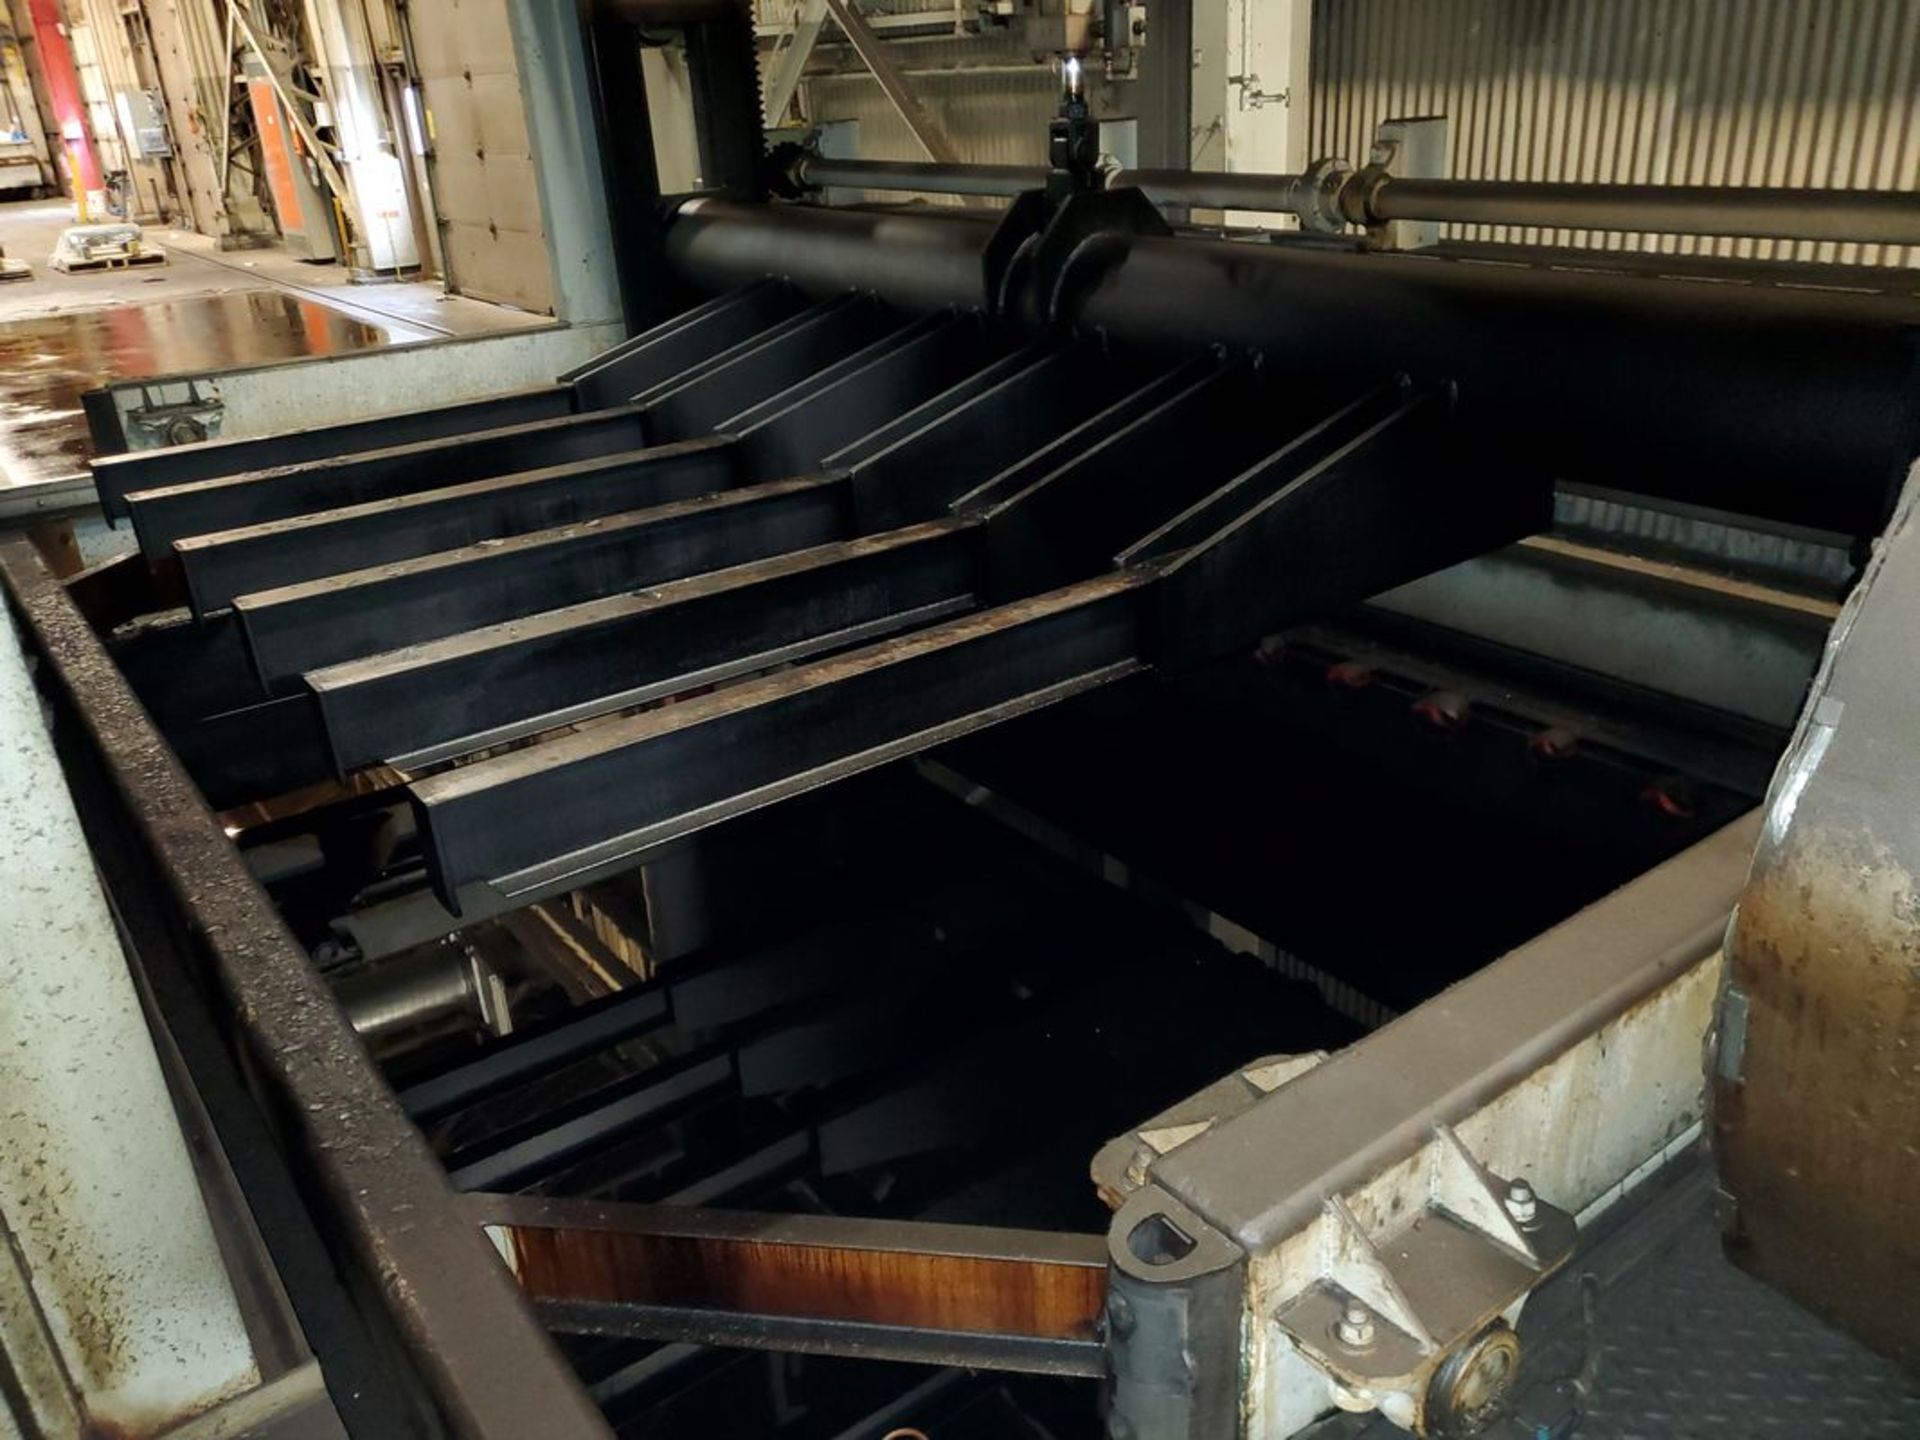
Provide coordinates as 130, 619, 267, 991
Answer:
1311, 0, 1920, 267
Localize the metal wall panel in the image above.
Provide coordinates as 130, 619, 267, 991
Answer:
408, 0, 553, 312
1310, 0, 1920, 267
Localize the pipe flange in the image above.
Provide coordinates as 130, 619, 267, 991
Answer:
1299, 157, 1357, 234
765, 141, 814, 201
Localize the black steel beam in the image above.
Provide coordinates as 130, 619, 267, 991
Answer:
173, 436, 741, 616
945, 358, 1216, 521
90, 387, 578, 521
562, 281, 808, 409
729, 313, 1010, 476
841, 344, 1160, 530
976, 362, 1345, 600
125, 407, 656, 563
236, 475, 854, 689
1147, 389, 1553, 665
1117, 381, 1409, 566
307, 520, 977, 773
410, 574, 1148, 907
633, 294, 902, 441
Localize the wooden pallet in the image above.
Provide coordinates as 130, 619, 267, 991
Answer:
49, 249, 166, 274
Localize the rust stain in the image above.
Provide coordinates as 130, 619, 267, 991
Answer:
502, 1223, 1109, 1343
1719, 825, 1920, 1368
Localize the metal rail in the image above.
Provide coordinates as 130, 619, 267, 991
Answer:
788, 155, 1920, 247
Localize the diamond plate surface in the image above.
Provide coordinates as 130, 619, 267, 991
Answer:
1574, 1206, 1920, 1438
1325, 1164, 1920, 1440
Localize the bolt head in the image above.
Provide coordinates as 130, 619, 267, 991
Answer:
1335, 1299, 1375, 1348
1504, 1178, 1538, 1225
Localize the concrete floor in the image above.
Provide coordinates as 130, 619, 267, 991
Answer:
0, 199, 548, 492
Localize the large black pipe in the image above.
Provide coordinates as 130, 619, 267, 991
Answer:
663, 200, 1920, 535
666, 198, 999, 315
1071, 233, 1920, 534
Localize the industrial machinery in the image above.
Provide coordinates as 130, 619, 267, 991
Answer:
6, 4, 1920, 1437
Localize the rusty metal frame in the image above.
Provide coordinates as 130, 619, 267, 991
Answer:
0, 535, 615, 1440
473, 1194, 1109, 1377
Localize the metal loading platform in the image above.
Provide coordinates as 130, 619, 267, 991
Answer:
10, 126, 1920, 1440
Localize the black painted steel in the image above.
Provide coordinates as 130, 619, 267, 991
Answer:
306, 521, 978, 773
632, 294, 902, 440
236, 475, 854, 688
126, 408, 656, 563
1149, 389, 1552, 665
90, 386, 579, 520
660, 200, 1920, 534
730, 313, 1011, 477
411, 575, 1149, 906
563, 281, 808, 410
664, 199, 999, 316
173, 436, 741, 616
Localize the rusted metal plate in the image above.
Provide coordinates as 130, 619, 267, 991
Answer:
475, 1194, 1109, 1376
1719, 464, 1920, 1370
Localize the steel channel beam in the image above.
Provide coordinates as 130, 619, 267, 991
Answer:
173, 436, 741, 617
828, 344, 1061, 475
89, 387, 579, 521
474, 1195, 1108, 1377
1068, 232, 1920, 536
173, 693, 336, 811
235, 475, 854, 689
90, 282, 804, 523
634, 294, 902, 441
410, 573, 1148, 907
125, 408, 656, 563
307, 520, 978, 773
730, 313, 1009, 477
945, 357, 1220, 521
561, 280, 808, 410
977, 363, 1339, 600
0, 539, 614, 1440
1117, 382, 1408, 566
1148, 391, 1553, 666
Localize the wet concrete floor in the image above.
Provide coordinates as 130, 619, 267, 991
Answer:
0, 290, 393, 489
